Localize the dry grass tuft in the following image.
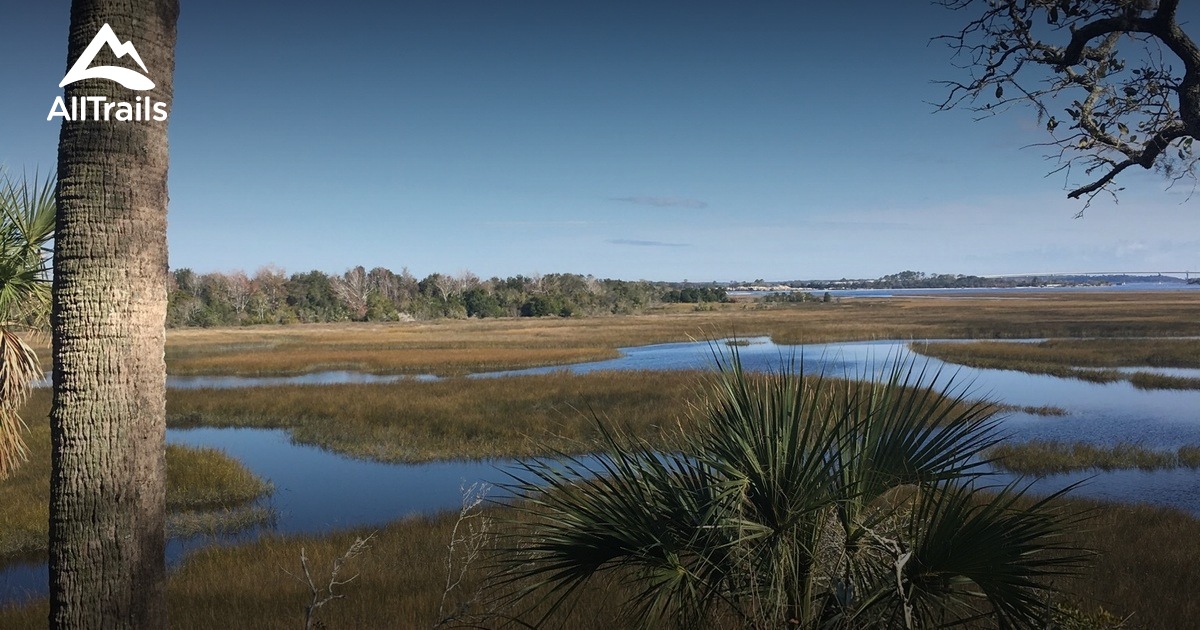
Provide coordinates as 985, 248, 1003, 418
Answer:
166, 445, 272, 511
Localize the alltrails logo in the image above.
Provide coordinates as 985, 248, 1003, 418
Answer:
47, 23, 168, 122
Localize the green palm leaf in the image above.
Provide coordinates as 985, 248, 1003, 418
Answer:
492, 346, 1091, 629
879, 480, 1092, 629
0, 170, 55, 479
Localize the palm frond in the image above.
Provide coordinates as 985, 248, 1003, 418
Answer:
493, 428, 739, 629
829, 357, 1004, 535
490, 346, 1092, 629
0, 170, 54, 324
0, 328, 41, 479
0, 170, 54, 479
879, 480, 1092, 629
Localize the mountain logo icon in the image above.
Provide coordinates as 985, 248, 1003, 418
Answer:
60, 23, 155, 91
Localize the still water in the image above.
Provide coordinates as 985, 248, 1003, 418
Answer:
5, 337, 1199, 603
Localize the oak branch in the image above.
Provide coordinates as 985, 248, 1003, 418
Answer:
936, 0, 1199, 206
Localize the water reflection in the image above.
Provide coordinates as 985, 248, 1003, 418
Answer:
1, 428, 537, 603
484, 338, 1200, 450
168, 371, 441, 389
167, 427, 521, 536
988, 467, 1200, 511
33, 370, 439, 389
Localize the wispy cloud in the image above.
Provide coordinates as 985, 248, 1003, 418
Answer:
607, 238, 690, 248
611, 196, 709, 209
477, 220, 601, 227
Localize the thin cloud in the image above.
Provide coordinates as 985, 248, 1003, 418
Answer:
608, 238, 690, 248
477, 220, 601, 227
611, 196, 709, 209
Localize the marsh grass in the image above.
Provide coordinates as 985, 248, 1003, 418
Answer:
928, 338, 1200, 369
166, 445, 272, 511
168, 371, 703, 461
169, 345, 622, 377
0, 508, 642, 630
914, 338, 1200, 389
166, 370, 1000, 463
998, 403, 1071, 416
0, 498, 1191, 629
0, 392, 272, 564
168, 506, 276, 540
989, 440, 1200, 475
1178, 446, 1200, 467
22, 292, 1191, 377
1127, 372, 1200, 390
1054, 500, 1200, 629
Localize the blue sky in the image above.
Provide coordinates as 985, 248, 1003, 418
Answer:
2, 1, 1198, 281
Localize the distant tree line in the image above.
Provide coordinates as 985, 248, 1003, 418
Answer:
799, 270, 1036, 291
660, 286, 731, 304
761, 291, 822, 304
166, 266, 728, 327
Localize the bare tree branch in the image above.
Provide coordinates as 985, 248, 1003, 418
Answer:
935, 0, 1200, 207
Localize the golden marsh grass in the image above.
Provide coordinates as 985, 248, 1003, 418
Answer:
166, 370, 1000, 463
990, 440, 1200, 475
914, 338, 1200, 389
0, 508, 638, 629
167, 371, 706, 461
2, 498, 1194, 629
166, 445, 273, 511
0, 392, 271, 564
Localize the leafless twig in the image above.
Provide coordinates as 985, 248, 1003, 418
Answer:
284, 532, 376, 630
435, 482, 493, 628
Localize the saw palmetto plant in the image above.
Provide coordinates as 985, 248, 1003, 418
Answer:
0, 171, 55, 479
494, 350, 1090, 629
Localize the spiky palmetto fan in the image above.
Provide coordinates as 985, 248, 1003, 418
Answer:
0, 328, 41, 478
0, 171, 55, 479
494, 348, 1091, 629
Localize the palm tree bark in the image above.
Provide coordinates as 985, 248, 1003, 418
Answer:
50, 1, 178, 627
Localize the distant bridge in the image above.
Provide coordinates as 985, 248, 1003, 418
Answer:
981, 271, 1198, 281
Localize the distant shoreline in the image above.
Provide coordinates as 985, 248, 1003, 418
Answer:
729, 283, 1200, 299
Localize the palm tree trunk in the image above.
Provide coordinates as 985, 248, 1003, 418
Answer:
50, 2, 178, 627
